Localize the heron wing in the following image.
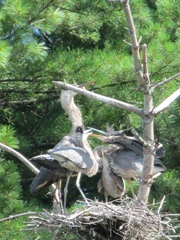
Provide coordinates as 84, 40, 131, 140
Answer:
53, 136, 76, 149
49, 146, 93, 170
30, 167, 62, 194
30, 154, 62, 171
110, 149, 166, 178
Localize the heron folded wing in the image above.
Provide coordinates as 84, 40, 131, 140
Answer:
30, 154, 62, 171
30, 167, 62, 194
49, 146, 93, 170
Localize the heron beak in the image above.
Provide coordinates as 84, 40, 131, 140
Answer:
78, 81, 94, 88
87, 127, 107, 135
90, 133, 106, 141
84, 129, 93, 134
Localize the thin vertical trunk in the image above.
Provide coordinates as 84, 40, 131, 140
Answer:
122, 0, 155, 203
138, 93, 154, 202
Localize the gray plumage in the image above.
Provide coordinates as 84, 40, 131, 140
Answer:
30, 85, 98, 208
94, 145, 125, 201
92, 131, 166, 198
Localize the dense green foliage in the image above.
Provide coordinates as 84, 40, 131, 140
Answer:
0, 0, 179, 238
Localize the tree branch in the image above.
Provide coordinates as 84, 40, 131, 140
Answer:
142, 44, 149, 83
153, 88, 180, 115
122, 0, 145, 86
0, 212, 38, 223
152, 72, 180, 89
0, 143, 56, 193
52, 81, 144, 116
0, 143, 39, 175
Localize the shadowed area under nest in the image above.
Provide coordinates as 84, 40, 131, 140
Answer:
24, 197, 179, 240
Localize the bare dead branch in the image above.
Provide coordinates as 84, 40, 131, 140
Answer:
142, 44, 149, 83
0, 143, 62, 206
0, 212, 38, 223
121, 0, 145, 86
153, 88, 180, 115
153, 72, 180, 89
52, 81, 144, 116
0, 143, 39, 175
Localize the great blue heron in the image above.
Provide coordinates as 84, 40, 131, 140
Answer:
91, 129, 166, 198
30, 83, 98, 207
94, 146, 125, 201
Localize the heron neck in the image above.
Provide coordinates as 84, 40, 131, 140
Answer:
82, 138, 99, 174
61, 92, 83, 128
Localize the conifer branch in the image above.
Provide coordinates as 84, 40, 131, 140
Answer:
52, 81, 144, 116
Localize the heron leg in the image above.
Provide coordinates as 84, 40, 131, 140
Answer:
54, 180, 64, 214
76, 172, 89, 205
104, 192, 108, 202
64, 172, 72, 210
127, 179, 137, 199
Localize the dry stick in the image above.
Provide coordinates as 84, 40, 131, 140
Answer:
153, 88, 180, 115
157, 195, 166, 215
0, 212, 38, 223
52, 81, 143, 116
122, 0, 145, 86
0, 143, 39, 175
142, 44, 149, 82
0, 143, 56, 192
153, 72, 180, 89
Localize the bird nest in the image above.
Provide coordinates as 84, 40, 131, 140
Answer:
24, 197, 179, 240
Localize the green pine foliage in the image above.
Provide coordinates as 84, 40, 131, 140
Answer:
0, 0, 179, 237
0, 125, 19, 148
0, 160, 24, 217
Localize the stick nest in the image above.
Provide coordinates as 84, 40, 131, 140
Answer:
25, 197, 180, 240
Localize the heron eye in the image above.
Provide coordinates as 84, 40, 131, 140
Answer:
75, 126, 83, 134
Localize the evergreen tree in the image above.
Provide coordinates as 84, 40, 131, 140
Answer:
0, 0, 179, 237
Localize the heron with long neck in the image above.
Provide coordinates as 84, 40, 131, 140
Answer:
30, 83, 98, 209
48, 84, 98, 206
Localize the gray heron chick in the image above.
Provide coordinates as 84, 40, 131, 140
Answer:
92, 131, 166, 198
94, 146, 125, 201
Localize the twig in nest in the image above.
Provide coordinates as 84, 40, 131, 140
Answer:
23, 198, 180, 240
